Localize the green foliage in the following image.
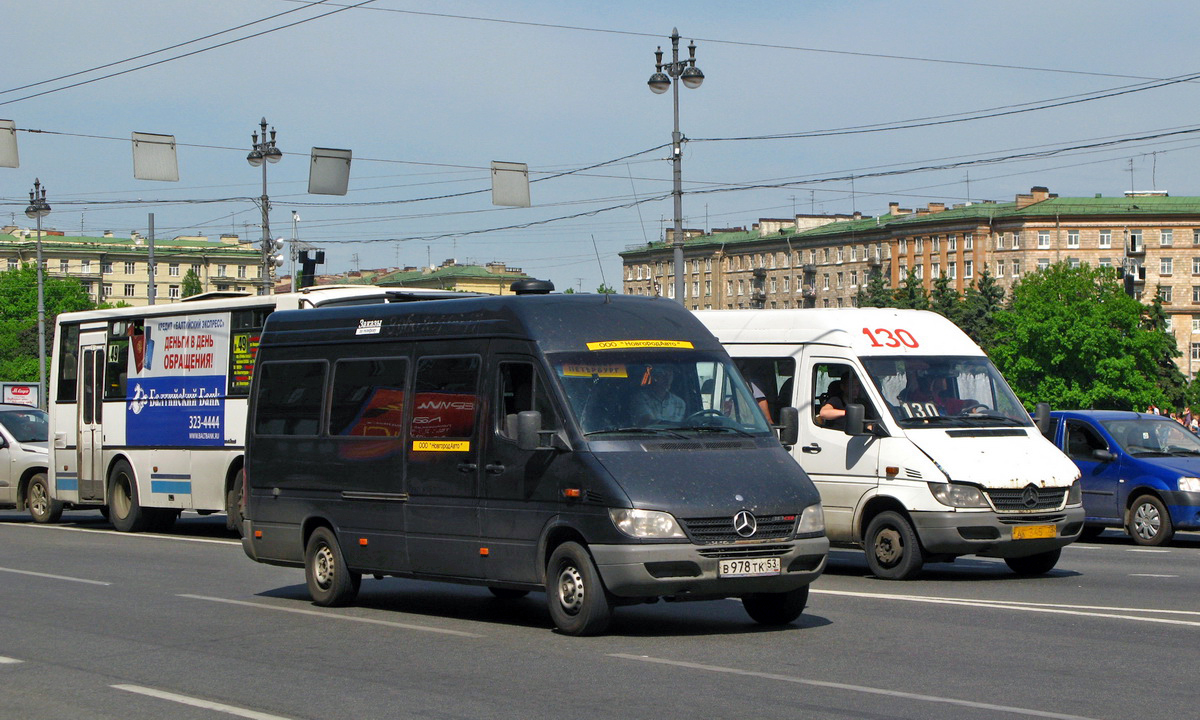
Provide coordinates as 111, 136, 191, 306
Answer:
989, 263, 1179, 410
0, 266, 95, 381
855, 269, 892, 307
958, 269, 1005, 346
891, 269, 929, 310
597, 283, 617, 295
182, 268, 204, 298
929, 273, 961, 323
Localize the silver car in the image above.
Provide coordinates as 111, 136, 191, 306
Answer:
0, 404, 54, 522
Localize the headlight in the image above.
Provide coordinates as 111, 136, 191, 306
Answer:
796, 504, 824, 534
609, 508, 685, 538
928, 482, 990, 508
1179, 477, 1200, 493
1067, 479, 1082, 505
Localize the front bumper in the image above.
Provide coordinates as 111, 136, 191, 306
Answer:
911, 507, 1085, 558
589, 535, 829, 599
1163, 490, 1200, 530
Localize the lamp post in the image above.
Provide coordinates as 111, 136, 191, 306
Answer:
25, 179, 50, 410
247, 117, 282, 295
648, 28, 704, 306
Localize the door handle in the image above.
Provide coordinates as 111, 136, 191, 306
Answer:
801, 443, 822, 454
457, 462, 478, 473
485, 463, 506, 475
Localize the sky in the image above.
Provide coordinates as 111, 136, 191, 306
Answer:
4, 0, 1200, 293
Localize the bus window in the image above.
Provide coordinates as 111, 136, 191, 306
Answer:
253, 361, 327, 436
56, 324, 80, 403
330, 357, 409, 437
105, 320, 142, 400
228, 308, 269, 397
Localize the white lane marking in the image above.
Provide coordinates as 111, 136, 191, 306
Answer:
1127, 548, 1172, 553
609, 654, 1099, 720
179, 594, 482, 637
5, 523, 239, 546
0, 566, 111, 586
0, 656, 23, 664
1130, 573, 1179, 578
811, 589, 1200, 626
112, 684, 294, 720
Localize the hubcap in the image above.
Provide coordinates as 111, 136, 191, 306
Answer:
874, 527, 903, 565
31, 483, 47, 514
314, 544, 335, 589
112, 477, 132, 518
1132, 503, 1161, 540
556, 565, 585, 615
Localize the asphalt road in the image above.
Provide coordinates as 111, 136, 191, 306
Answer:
1, 510, 1196, 720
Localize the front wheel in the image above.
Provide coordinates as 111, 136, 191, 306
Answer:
742, 586, 809, 626
1127, 495, 1174, 546
1005, 548, 1061, 576
864, 511, 924, 580
225, 470, 245, 537
305, 527, 360, 607
546, 542, 611, 636
27, 473, 63, 524
108, 460, 148, 533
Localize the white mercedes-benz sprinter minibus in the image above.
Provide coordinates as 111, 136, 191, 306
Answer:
696, 308, 1082, 580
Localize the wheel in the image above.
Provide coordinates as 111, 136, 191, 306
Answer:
225, 470, 245, 537
546, 542, 611, 636
1078, 525, 1106, 541
27, 473, 63, 524
488, 587, 530, 600
1005, 548, 1061, 576
305, 526, 360, 607
108, 460, 148, 532
1127, 495, 1174, 546
864, 511, 924, 580
742, 586, 809, 626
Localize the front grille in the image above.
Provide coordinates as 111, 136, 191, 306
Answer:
697, 543, 792, 559
681, 515, 795, 543
986, 486, 1067, 512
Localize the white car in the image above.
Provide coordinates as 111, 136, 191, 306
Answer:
0, 404, 55, 522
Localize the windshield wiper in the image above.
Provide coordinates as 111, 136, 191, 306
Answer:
585, 427, 687, 438
675, 424, 755, 437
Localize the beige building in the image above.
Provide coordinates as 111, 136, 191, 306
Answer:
1, 228, 264, 305
620, 186, 1200, 376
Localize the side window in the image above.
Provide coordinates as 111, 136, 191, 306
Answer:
330, 357, 408, 437
411, 355, 480, 443
812, 362, 878, 428
733, 357, 797, 423
56, 324, 80, 403
253, 361, 327, 436
228, 308, 270, 396
104, 319, 140, 400
1065, 421, 1106, 460
497, 361, 557, 440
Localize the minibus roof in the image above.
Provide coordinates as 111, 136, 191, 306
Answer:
261, 293, 725, 354
694, 308, 984, 357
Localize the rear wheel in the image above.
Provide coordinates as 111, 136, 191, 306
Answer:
1004, 548, 1061, 576
742, 586, 809, 626
1127, 495, 1174, 546
305, 527, 360, 607
546, 542, 611, 636
27, 473, 63, 524
864, 511, 924, 580
108, 461, 148, 533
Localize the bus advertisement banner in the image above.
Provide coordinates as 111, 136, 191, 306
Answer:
126, 312, 230, 447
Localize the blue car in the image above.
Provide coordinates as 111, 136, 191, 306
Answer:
1047, 410, 1200, 545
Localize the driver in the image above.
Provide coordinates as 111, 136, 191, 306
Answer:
632, 365, 685, 424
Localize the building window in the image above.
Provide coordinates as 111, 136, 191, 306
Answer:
102, 283, 112, 297
1129, 229, 1143, 253
1011, 231, 1020, 250
1192, 343, 1200, 362
58, 259, 68, 273
168, 285, 180, 299
1193, 286, 1200, 304
1067, 230, 1080, 248
915, 238, 923, 254
705, 280, 712, 296
849, 271, 857, 287
914, 264, 923, 280
737, 280, 744, 296
102, 262, 113, 274
822, 274, 830, 290
836, 272, 844, 289
124, 261, 136, 274
949, 235, 958, 251
1012, 260, 1021, 276
931, 263, 939, 278
996, 234, 1005, 251
124, 284, 135, 297
1192, 316, 1200, 333
965, 234, 974, 251
1162, 257, 1174, 275
948, 262, 956, 280
169, 263, 180, 277
82, 260, 91, 273
1037, 258, 1050, 271
1099, 258, 1111, 268
1068, 257, 1080, 269
781, 276, 789, 292
1099, 229, 1112, 249
1038, 230, 1050, 248
997, 261, 1005, 277
964, 260, 974, 279
899, 239, 908, 254
191, 264, 201, 276
237, 265, 247, 279
932, 236, 941, 253
7, 258, 18, 271
1162, 229, 1174, 247
1161, 287, 1173, 304
836, 247, 844, 263
1194, 229, 1200, 246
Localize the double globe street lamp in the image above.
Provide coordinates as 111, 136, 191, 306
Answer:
648, 28, 704, 305
25, 179, 50, 409
247, 118, 283, 295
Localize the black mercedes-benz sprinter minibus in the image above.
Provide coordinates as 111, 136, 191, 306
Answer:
242, 290, 827, 635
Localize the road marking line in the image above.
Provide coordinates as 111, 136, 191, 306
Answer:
609, 654, 1099, 720
3, 523, 239, 546
811, 589, 1200, 625
112, 684, 294, 720
178, 594, 482, 637
1127, 548, 1172, 553
0, 656, 23, 664
0, 566, 110, 586
1130, 573, 1179, 578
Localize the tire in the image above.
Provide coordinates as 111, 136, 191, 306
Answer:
225, 470, 245, 537
742, 585, 809, 626
864, 511, 924, 580
305, 526, 360, 607
1004, 548, 1061, 576
1078, 525, 1106, 541
108, 460, 148, 533
27, 473, 63, 524
545, 542, 611, 636
1127, 495, 1174, 546
488, 587, 530, 600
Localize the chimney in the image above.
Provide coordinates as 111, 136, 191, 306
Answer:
928, 202, 945, 213
888, 202, 900, 215
103, 230, 114, 238
1016, 186, 1055, 208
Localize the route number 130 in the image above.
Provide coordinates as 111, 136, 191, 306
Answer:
862, 327, 919, 348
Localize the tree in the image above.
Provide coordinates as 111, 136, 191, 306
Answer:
855, 269, 891, 307
928, 273, 961, 323
959, 269, 1005, 346
989, 263, 1178, 410
182, 268, 203, 298
597, 283, 618, 294
891, 269, 928, 310
0, 266, 95, 381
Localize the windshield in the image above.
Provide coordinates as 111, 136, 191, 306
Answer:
1101, 417, 1200, 457
860, 356, 1032, 428
0, 408, 49, 443
550, 350, 771, 437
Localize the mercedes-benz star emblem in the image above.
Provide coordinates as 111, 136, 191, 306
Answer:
733, 510, 757, 537
1021, 484, 1040, 508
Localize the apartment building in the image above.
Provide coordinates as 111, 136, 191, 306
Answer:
620, 186, 1200, 376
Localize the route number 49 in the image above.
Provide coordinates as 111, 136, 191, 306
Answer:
862, 327, 919, 348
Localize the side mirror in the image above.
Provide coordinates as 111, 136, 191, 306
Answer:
844, 403, 865, 436
516, 410, 542, 451
777, 406, 799, 447
1092, 448, 1116, 462
1034, 402, 1052, 435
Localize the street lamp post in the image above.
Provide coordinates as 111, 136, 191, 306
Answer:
247, 118, 283, 295
648, 28, 704, 306
25, 179, 50, 410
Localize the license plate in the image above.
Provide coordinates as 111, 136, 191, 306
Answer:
718, 557, 781, 577
1012, 524, 1055, 540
